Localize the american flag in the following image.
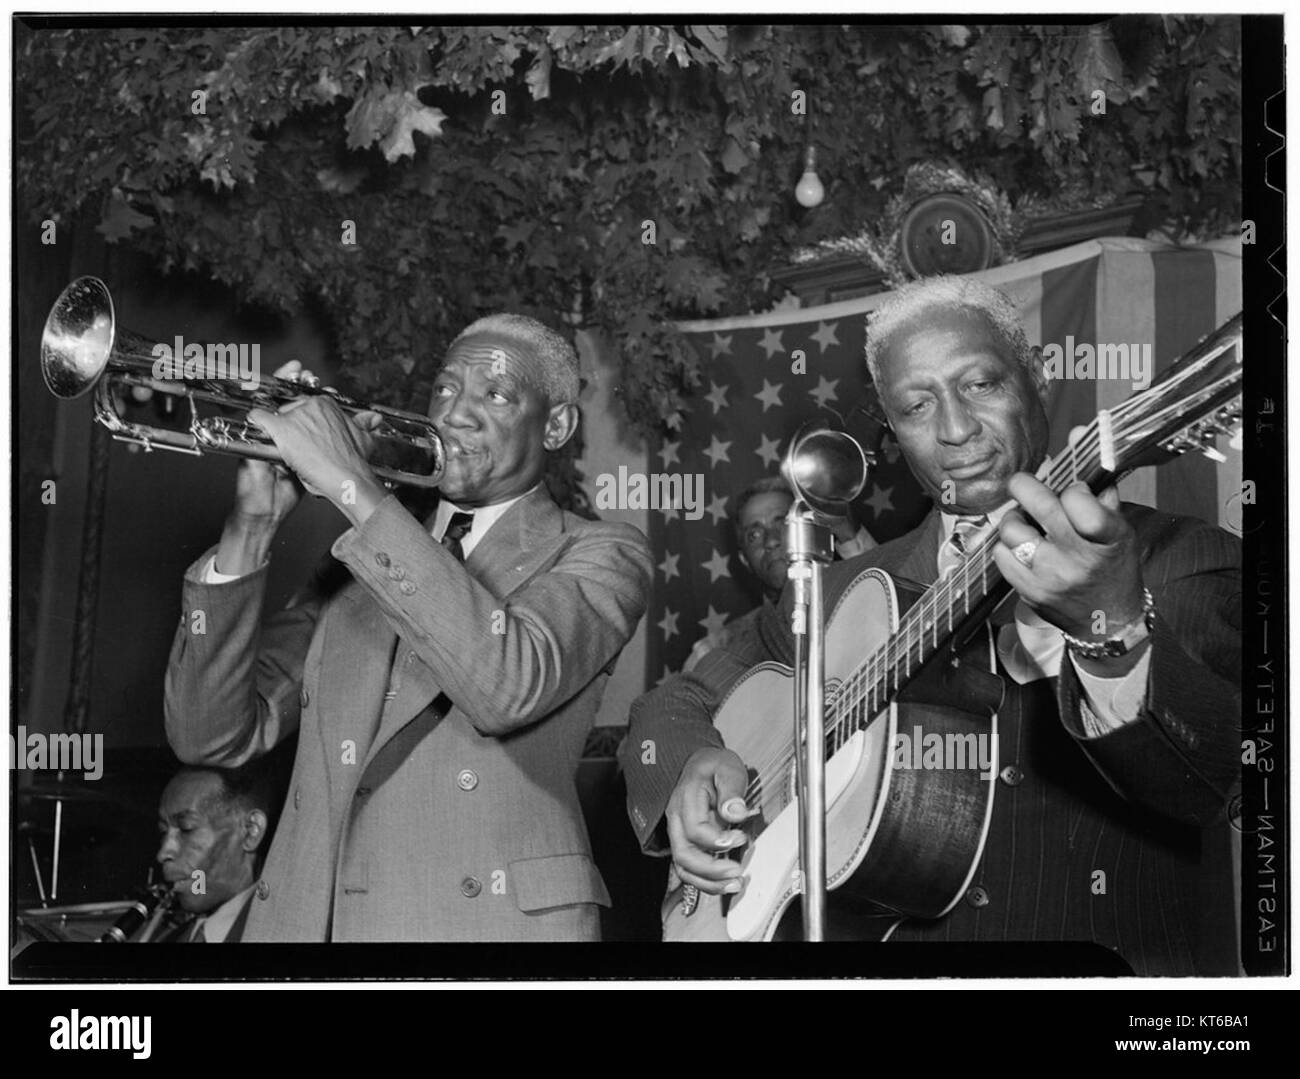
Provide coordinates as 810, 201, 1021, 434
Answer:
644, 237, 1242, 683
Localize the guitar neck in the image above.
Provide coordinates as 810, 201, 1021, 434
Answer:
829, 310, 1243, 750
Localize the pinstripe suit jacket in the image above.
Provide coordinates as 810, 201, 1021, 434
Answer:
622, 504, 1241, 974
166, 488, 652, 942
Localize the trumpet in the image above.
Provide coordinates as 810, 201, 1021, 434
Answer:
41, 276, 445, 488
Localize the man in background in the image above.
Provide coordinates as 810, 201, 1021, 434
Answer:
155, 761, 280, 943
683, 475, 876, 672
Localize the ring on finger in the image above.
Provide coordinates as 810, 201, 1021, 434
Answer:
1011, 540, 1039, 569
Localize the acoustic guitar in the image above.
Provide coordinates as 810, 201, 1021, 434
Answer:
663, 314, 1242, 942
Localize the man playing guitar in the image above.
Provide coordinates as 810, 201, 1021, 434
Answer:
621, 276, 1241, 974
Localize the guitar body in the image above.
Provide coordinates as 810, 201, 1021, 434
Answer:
663, 567, 999, 942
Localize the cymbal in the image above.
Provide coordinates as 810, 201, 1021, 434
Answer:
16, 783, 119, 805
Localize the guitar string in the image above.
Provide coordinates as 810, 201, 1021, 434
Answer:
736, 364, 1239, 805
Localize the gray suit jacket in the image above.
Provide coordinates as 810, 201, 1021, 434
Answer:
166, 488, 652, 941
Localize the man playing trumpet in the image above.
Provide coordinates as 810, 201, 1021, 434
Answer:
165, 315, 652, 941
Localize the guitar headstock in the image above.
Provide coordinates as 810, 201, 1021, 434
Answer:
1108, 314, 1243, 473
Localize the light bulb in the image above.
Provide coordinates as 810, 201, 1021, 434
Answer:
795, 145, 824, 208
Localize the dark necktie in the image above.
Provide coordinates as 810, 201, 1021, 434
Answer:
441, 511, 475, 562
189, 918, 207, 944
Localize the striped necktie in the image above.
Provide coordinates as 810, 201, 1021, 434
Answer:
936, 515, 988, 579
441, 511, 475, 562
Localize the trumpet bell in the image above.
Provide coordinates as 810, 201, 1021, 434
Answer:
41, 276, 117, 399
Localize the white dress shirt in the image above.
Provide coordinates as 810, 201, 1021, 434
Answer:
939, 507, 1151, 738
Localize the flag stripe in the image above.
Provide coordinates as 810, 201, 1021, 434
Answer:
1098, 248, 1160, 510
1040, 255, 1100, 458
1152, 249, 1220, 526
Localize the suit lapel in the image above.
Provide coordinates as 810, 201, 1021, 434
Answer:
361, 487, 567, 768
880, 508, 943, 586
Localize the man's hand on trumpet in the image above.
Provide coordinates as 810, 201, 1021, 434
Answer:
245, 360, 390, 528
215, 363, 387, 576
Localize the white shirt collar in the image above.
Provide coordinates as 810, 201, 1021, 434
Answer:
194, 883, 256, 943
433, 485, 538, 559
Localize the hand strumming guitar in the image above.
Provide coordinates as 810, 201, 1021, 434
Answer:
665, 747, 752, 895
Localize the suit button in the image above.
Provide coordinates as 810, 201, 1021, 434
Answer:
460, 877, 482, 898
456, 769, 478, 792
299, 687, 309, 708
388, 566, 405, 581
255, 879, 270, 900
999, 765, 1024, 787
399, 581, 417, 596
375, 552, 391, 568
965, 885, 990, 909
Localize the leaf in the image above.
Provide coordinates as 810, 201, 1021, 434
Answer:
316, 165, 367, 194
526, 46, 552, 101
97, 196, 154, 242
690, 25, 728, 63
720, 138, 748, 174
347, 88, 447, 162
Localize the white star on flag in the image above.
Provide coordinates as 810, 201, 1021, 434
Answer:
658, 551, 680, 582
754, 432, 782, 468
657, 608, 680, 641
703, 436, 732, 469
708, 332, 734, 359
704, 381, 729, 414
698, 605, 730, 638
810, 320, 840, 353
758, 327, 785, 359
754, 379, 784, 412
866, 483, 896, 518
660, 440, 681, 466
705, 493, 729, 526
809, 374, 840, 408
701, 546, 731, 584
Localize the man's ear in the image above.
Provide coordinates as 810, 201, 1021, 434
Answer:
543, 402, 580, 452
1027, 345, 1049, 401
242, 809, 268, 854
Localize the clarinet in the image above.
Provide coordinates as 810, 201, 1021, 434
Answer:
100, 884, 176, 943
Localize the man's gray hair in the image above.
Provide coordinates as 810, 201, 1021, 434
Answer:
452, 313, 581, 407
863, 275, 1032, 387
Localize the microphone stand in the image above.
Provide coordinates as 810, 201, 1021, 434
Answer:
781, 421, 870, 942
785, 505, 835, 941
